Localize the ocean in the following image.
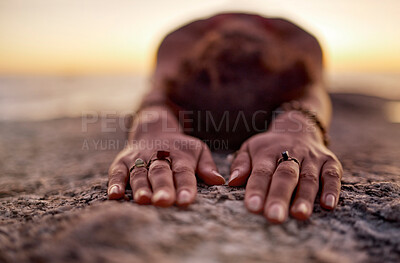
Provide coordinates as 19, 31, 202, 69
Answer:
0, 72, 399, 121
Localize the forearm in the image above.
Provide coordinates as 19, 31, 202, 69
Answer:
271, 82, 331, 145
295, 82, 331, 130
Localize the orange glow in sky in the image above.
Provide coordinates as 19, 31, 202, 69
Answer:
0, 0, 399, 75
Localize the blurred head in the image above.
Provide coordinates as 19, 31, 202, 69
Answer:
159, 14, 311, 149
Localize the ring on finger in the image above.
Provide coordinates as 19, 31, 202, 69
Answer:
130, 158, 147, 173
277, 150, 300, 166
147, 150, 172, 169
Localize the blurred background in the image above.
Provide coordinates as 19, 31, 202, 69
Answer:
1, 0, 399, 122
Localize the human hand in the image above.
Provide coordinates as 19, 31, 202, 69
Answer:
107, 131, 225, 207
228, 120, 342, 223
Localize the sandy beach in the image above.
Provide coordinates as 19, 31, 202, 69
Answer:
0, 89, 399, 262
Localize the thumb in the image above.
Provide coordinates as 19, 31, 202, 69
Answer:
196, 143, 225, 185
228, 142, 251, 186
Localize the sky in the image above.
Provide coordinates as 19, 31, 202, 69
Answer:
0, 0, 399, 75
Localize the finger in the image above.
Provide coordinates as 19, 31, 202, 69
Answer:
130, 166, 152, 205
244, 154, 276, 214
172, 160, 197, 207
196, 144, 225, 185
290, 160, 320, 220
264, 160, 300, 223
108, 161, 129, 200
148, 160, 175, 207
228, 143, 252, 186
320, 158, 342, 210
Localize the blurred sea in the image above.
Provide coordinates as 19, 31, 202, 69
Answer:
0, 75, 149, 121
0, 73, 399, 121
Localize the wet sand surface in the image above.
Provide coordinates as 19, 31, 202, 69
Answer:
0, 93, 399, 263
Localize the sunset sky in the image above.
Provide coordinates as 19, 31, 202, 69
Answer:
0, 0, 399, 75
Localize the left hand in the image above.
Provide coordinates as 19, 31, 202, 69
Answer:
228, 120, 342, 223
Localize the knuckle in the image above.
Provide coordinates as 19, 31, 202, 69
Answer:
299, 171, 318, 185
149, 163, 170, 173
173, 165, 194, 175
306, 149, 319, 160
323, 168, 342, 180
131, 169, 147, 180
108, 167, 125, 178
170, 151, 187, 161
120, 156, 136, 167
120, 156, 131, 164
252, 166, 274, 177
278, 166, 299, 180
326, 154, 341, 165
115, 148, 130, 159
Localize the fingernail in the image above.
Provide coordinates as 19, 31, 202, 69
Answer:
247, 195, 262, 212
152, 190, 170, 203
134, 189, 150, 201
325, 194, 336, 208
178, 190, 191, 204
212, 170, 226, 182
267, 203, 285, 222
108, 185, 119, 196
294, 202, 309, 215
229, 170, 240, 183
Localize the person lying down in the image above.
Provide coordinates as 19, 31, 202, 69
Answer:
107, 12, 343, 224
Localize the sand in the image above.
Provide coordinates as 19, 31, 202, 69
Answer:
0, 93, 399, 263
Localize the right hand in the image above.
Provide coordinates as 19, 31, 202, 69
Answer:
107, 131, 225, 207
